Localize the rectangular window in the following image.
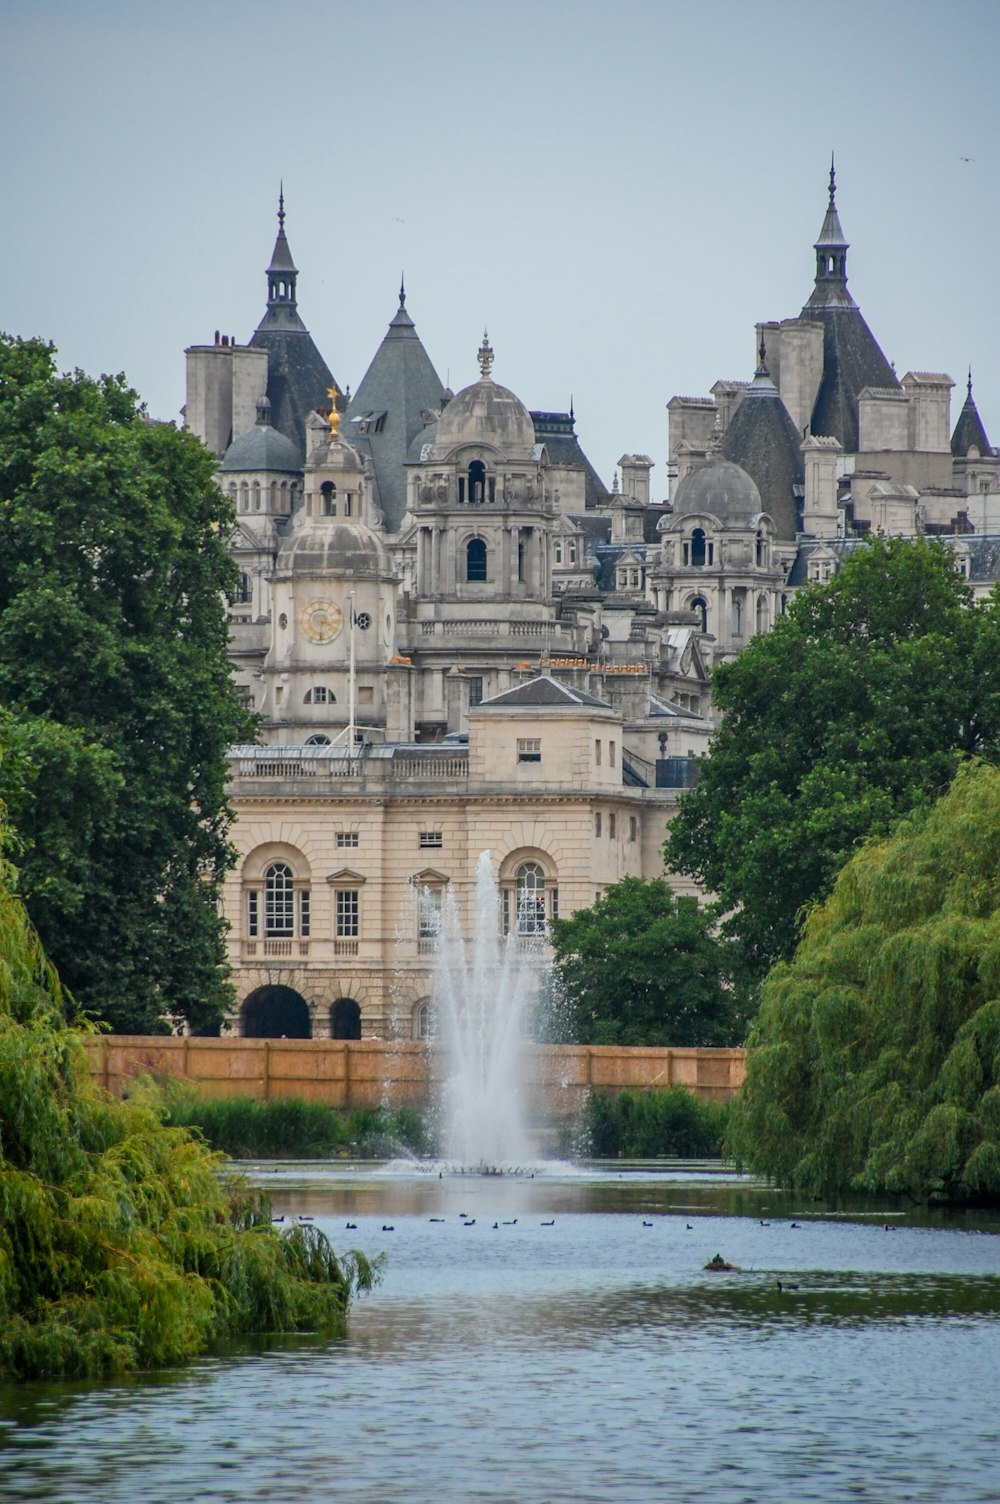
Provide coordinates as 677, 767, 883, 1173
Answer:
336, 831, 359, 848
609, 741, 616, 768
517, 738, 541, 763
419, 832, 443, 848
247, 889, 259, 938
298, 889, 310, 938
609, 813, 617, 839
336, 890, 359, 938
418, 886, 442, 939
595, 739, 602, 766
595, 812, 602, 837
469, 676, 483, 707
629, 815, 638, 842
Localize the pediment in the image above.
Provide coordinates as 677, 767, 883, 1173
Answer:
326, 867, 367, 885
410, 868, 450, 886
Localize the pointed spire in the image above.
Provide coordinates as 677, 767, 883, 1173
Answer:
278, 180, 285, 230
477, 329, 494, 380
399, 273, 406, 308
952, 367, 993, 458
804, 156, 854, 310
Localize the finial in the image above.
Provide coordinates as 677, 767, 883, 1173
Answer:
278, 181, 285, 230
570, 394, 575, 422
327, 382, 340, 438
399, 273, 406, 308
478, 329, 494, 380
968, 367, 973, 398
828, 152, 836, 207
758, 335, 768, 372
612, 470, 619, 495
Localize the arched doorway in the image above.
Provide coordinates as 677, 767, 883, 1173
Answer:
330, 997, 362, 1040
241, 985, 312, 1039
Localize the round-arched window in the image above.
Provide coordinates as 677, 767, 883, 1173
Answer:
515, 861, 546, 936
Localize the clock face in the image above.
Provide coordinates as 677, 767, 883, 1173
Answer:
300, 600, 343, 644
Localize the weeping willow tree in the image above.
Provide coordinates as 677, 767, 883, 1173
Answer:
729, 761, 1000, 1204
0, 850, 378, 1381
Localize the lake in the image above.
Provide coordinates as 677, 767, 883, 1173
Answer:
2, 1161, 999, 1503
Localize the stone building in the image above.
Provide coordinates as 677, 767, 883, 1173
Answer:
185, 171, 996, 1039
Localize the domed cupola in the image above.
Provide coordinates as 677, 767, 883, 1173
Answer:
672, 456, 763, 526
432, 332, 536, 461
221, 396, 302, 476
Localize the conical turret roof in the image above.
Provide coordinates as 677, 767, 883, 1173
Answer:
952, 373, 994, 457
249, 191, 337, 462
798, 161, 898, 451
344, 283, 448, 532
720, 344, 803, 538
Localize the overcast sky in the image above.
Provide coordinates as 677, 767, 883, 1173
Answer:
4, 0, 998, 493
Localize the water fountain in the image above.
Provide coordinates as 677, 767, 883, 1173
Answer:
428, 850, 547, 1169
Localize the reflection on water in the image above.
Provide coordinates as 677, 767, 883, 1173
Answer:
2, 1163, 1000, 1504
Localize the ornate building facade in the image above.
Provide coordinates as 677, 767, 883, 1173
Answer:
185, 169, 996, 1038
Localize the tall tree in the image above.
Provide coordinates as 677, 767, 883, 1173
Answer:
729, 761, 1000, 1203
0, 334, 254, 1032
665, 537, 1000, 983
547, 878, 742, 1046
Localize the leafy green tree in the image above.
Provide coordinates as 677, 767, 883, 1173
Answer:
666, 537, 1000, 983
0, 334, 255, 1032
729, 761, 1000, 1203
548, 877, 742, 1046
0, 837, 378, 1381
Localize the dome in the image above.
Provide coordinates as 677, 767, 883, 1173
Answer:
306, 433, 366, 473
433, 377, 535, 459
672, 457, 762, 524
278, 519, 389, 576
221, 420, 301, 474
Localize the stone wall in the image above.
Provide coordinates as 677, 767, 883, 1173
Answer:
83, 1036, 746, 1119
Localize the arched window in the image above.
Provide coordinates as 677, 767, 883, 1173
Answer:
321, 481, 337, 516
245, 860, 310, 943
252, 482, 261, 512
265, 863, 294, 937
732, 595, 743, 636
467, 538, 488, 582
691, 528, 707, 567
330, 997, 361, 1040
515, 862, 546, 935
239, 482, 249, 513
304, 687, 334, 705
756, 529, 767, 567
690, 596, 708, 633
305, 734, 331, 746
468, 459, 486, 504
413, 999, 435, 1040
236, 572, 251, 605
756, 593, 769, 634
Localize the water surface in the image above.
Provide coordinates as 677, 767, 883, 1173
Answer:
2, 1162, 998, 1503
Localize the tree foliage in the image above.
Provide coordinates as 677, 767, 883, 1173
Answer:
0, 334, 255, 1032
666, 537, 1000, 982
729, 761, 1000, 1203
548, 878, 743, 1046
0, 844, 378, 1381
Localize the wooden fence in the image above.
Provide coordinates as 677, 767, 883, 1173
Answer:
83, 1036, 745, 1119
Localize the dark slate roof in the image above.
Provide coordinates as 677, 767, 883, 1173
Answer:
720, 363, 804, 539
952, 377, 994, 457
592, 542, 648, 592
785, 536, 867, 587
248, 204, 336, 462
530, 411, 610, 508
796, 168, 899, 453
480, 676, 611, 710
345, 288, 447, 533
250, 325, 336, 463
801, 304, 898, 453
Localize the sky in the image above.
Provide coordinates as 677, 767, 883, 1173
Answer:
3, 0, 999, 494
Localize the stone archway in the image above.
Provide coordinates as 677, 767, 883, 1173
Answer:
241, 985, 312, 1039
330, 997, 362, 1040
